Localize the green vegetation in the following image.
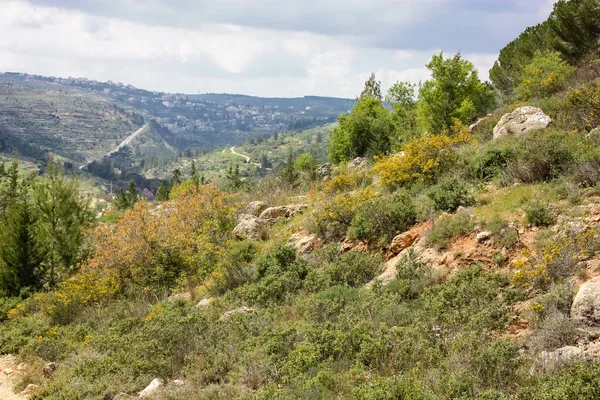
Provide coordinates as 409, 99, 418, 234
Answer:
2, 1, 600, 398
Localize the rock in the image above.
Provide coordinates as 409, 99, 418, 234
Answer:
171, 379, 185, 386
220, 306, 254, 321
571, 276, 600, 327
534, 346, 584, 373
288, 230, 323, 256
468, 115, 491, 133
43, 362, 56, 378
476, 231, 493, 243
386, 231, 420, 260
348, 157, 368, 170
493, 106, 552, 140
21, 384, 40, 396
586, 127, 600, 141
139, 378, 164, 398
340, 238, 368, 254
2, 367, 15, 375
196, 297, 215, 308
244, 201, 268, 217
233, 214, 267, 240
316, 163, 332, 179
259, 204, 308, 220
168, 292, 192, 302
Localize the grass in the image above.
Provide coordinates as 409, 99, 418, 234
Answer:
475, 183, 560, 222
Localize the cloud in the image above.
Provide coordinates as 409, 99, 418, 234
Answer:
0, 0, 555, 97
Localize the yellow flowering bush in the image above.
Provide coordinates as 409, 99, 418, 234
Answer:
373, 120, 472, 187
560, 81, 600, 131
515, 50, 574, 99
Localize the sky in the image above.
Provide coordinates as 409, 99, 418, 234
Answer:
0, 0, 556, 98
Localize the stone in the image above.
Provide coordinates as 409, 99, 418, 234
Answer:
476, 231, 493, 243
21, 384, 40, 396
571, 276, 600, 327
220, 306, 254, 321
171, 379, 185, 386
167, 292, 192, 302
139, 378, 164, 398
340, 238, 368, 254
387, 231, 420, 260
244, 201, 268, 217
316, 163, 332, 178
288, 231, 323, 256
493, 106, 552, 140
196, 297, 215, 308
586, 127, 600, 141
468, 115, 490, 133
534, 346, 584, 373
348, 157, 368, 170
259, 204, 308, 220
233, 214, 267, 240
43, 362, 56, 378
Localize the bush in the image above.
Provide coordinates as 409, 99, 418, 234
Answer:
426, 177, 475, 213
524, 199, 555, 227
485, 217, 520, 250
324, 250, 382, 287
348, 190, 417, 243
466, 145, 515, 182
373, 122, 472, 188
426, 212, 475, 249
515, 50, 575, 100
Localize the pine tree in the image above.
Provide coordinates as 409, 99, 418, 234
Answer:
31, 157, 93, 288
281, 150, 299, 188
156, 180, 171, 202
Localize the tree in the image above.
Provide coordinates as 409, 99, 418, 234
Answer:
360, 73, 383, 101
155, 180, 171, 202
225, 165, 243, 192
172, 169, 182, 186
190, 160, 200, 190
386, 81, 418, 146
31, 158, 93, 288
115, 180, 140, 210
516, 50, 575, 99
281, 150, 300, 187
418, 52, 496, 134
328, 97, 395, 163
549, 0, 600, 63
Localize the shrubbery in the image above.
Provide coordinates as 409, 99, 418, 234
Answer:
426, 211, 475, 249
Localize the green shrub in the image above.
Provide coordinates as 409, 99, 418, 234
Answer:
354, 375, 429, 400
348, 190, 416, 243
517, 363, 600, 400
426, 177, 475, 213
515, 50, 574, 100
427, 212, 475, 249
524, 199, 555, 227
466, 145, 515, 182
485, 217, 519, 249
324, 250, 382, 287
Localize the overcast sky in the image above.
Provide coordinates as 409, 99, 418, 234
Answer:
0, 0, 555, 98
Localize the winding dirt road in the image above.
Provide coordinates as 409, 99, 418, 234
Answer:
0, 356, 24, 400
79, 124, 149, 170
230, 146, 261, 167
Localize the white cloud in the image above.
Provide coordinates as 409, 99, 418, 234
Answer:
0, 0, 536, 97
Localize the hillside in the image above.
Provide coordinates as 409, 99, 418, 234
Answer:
1, 1, 600, 399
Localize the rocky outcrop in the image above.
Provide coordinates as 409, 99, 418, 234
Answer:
571, 276, 600, 327
139, 378, 164, 398
259, 204, 308, 220
288, 230, 323, 257
340, 238, 369, 254
468, 114, 491, 133
220, 306, 254, 321
348, 157, 368, 170
43, 362, 56, 378
316, 163, 332, 179
244, 201, 268, 217
196, 297, 215, 308
493, 106, 552, 140
233, 214, 267, 240
386, 231, 421, 260
532, 341, 600, 373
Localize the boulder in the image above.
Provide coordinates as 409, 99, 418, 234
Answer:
171, 379, 185, 386
316, 163, 332, 179
196, 297, 215, 308
586, 127, 600, 141
476, 231, 493, 243
348, 157, 368, 170
220, 306, 254, 321
21, 384, 41, 396
468, 114, 491, 133
139, 378, 164, 398
387, 231, 420, 260
43, 361, 56, 378
167, 292, 192, 302
493, 106, 551, 140
534, 346, 584, 373
340, 238, 369, 254
233, 214, 267, 240
244, 201, 268, 217
571, 276, 600, 327
288, 230, 323, 256
259, 204, 308, 220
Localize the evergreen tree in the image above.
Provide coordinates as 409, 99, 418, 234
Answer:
31, 157, 93, 288
225, 165, 243, 192
155, 180, 171, 202
115, 180, 139, 210
281, 150, 299, 187
172, 169, 182, 186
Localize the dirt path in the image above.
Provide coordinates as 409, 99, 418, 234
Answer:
230, 146, 261, 167
0, 355, 24, 400
79, 123, 149, 170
